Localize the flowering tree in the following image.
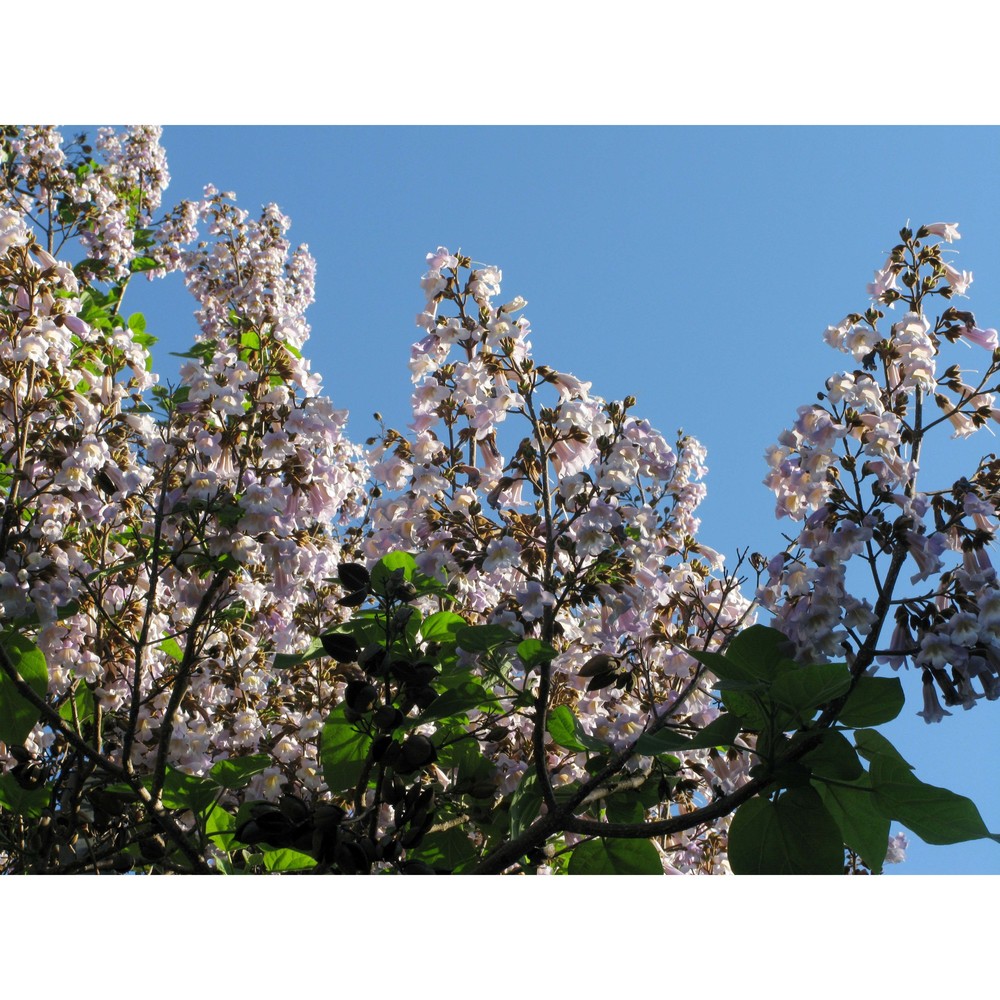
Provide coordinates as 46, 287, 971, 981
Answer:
0, 125, 996, 874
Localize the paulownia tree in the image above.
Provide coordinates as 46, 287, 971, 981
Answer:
0, 127, 996, 874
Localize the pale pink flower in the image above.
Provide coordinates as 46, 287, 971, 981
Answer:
923, 222, 961, 242
945, 407, 978, 439
550, 370, 593, 401
961, 325, 998, 351
917, 676, 952, 724
878, 616, 915, 670
426, 246, 458, 270
867, 256, 898, 300
907, 530, 947, 584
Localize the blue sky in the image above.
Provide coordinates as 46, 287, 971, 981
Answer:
104, 125, 1000, 874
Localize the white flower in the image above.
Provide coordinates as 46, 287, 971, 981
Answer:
516, 581, 555, 621
884, 832, 908, 864
942, 261, 973, 295
948, 611, 979, 647
0, 208, 30, 254
482, 536, 521, 574
915, 632, 953, 669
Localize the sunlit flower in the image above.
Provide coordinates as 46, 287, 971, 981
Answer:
923, 222, 961, 242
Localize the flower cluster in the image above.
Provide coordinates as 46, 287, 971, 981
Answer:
4, 125, 170, 281
363, 248, 753, 870
760, 223, 1000, 721
4, 127, 949, 875
4, 128, 746, 873
0, 128, 369, 845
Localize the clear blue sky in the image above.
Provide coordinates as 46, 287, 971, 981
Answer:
118, 125, 1000, 874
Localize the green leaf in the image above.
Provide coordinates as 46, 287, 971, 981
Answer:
209, 754, 271, 790
508, 772, 543, 839
856, 729, 994, 845
319, 706, 371, 796
724, 624, 791, 679
712, 677, 769, 691
517, 638, 558, 668
837, 676, 905, 727
58, 684, 95, 728
159, 637, 184, 663
0, 633, 49, 745
133, 226, 155, 251
437, 732, 495, 782
813, 772, 889, 873
130, 329, 157, 349
0, 773, 50, 818
263, 848, 317, 872
800, 730, 863, 781
272, 637, 325, 670
547, 704, 609, 754
75, 258, 106, 280
853, 728, 912, 767
419, 611, 467, 643
604, 787, 655, 824
413, 571, 454, 601
130, 255, 159, 274
329, 615, 386, 649
127, 312, 147, 334
688, 647, 761, 686
240, 330, 261, 351
456, 624, 519, 653
405, 824, 478, 872
626, 714, 741, 756
728, 787, 845, 874
568, 837, 663, 875
631, 728, 694, 755
719, 689, 770, 731
86, 556, 148, 584
368, 552, 451, 601
770, 662, 851, 719
204, 804, 238, 853
419, 681, 494, 723
370, 551, 417, 595
159, 767, 217, 814
684, 712, 742, 750
169, 339, 216, 364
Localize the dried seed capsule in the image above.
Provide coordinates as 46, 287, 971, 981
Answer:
383, 773, 406, 806
344, 680, 379, 714
396, 734, 437, 774
373, 705, 404, 732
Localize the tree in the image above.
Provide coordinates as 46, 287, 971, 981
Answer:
0, 125, 995, 874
